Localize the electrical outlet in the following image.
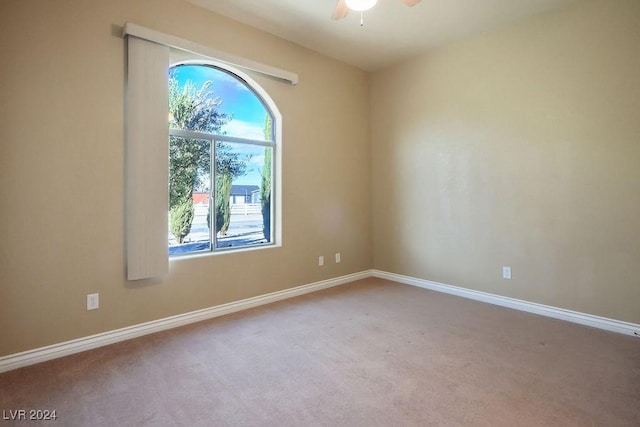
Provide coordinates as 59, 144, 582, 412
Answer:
502, 266, 512, 280
87, 293, 99, 310
335, 253, 341, 263
318, 256, 324, 267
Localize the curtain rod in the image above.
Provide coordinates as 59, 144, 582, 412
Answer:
122, 22, 299, 85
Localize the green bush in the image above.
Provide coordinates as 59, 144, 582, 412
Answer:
170, 198, 194, 244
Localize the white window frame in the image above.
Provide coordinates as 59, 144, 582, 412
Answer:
168, 60, 283, 258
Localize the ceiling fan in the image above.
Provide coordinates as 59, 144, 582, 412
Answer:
331, 0, 422, 21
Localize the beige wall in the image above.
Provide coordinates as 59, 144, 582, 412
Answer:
371, 0, 640, 324
2, 0, 639, 358
0, 0, 372, 356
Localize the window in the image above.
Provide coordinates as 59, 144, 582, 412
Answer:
125, 25, 293, 279
168, 63, 276, 256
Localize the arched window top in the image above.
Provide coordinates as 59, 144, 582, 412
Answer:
169, 62, 275, 142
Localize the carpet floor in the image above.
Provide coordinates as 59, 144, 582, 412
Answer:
1, 278, 639, 426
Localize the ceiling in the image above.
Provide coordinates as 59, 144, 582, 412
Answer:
187, 0, 579, 71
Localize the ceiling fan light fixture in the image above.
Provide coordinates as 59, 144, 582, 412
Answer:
345, 0, 378, 12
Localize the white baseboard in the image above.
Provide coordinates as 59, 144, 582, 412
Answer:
0, 270, 371, 374
372, 270, 640, 338
3, 269, 637, 374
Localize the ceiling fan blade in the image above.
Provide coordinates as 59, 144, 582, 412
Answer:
399, 0, 422, 6
331, 0, 349, 20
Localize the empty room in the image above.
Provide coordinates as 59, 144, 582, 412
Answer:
1, 0, 638, 425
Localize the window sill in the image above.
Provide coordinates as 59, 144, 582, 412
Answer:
169, 242, 281, 262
